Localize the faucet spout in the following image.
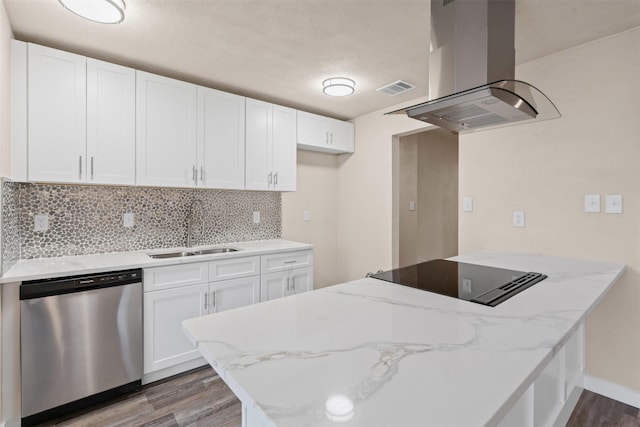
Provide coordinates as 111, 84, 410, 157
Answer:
186, 199, 205, 248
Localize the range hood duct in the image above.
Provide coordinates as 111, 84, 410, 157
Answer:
389, 0, 560, 134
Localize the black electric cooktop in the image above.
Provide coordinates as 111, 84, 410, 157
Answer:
370, 259, 547, 306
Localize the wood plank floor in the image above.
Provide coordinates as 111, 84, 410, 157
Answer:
40, 366, 638, 427
41, 367, 241, 427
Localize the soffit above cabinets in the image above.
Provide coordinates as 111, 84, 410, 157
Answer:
4, 0, 640, 121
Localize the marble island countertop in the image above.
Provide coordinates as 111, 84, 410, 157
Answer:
182, 251, 625, 427
0, 239, 313, 283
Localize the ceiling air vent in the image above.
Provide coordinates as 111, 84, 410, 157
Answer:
376, 80, 416, 97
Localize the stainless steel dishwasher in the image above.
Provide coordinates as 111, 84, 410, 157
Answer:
20, 269, 143, 426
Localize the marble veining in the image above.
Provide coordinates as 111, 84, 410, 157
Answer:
183, 252, 625, 427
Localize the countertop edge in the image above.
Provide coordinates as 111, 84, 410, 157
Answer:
0, 239, 314, 283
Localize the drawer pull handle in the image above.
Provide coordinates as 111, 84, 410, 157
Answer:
284, 260, 297, 264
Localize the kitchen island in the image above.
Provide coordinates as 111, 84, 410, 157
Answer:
182, 252, 625, 427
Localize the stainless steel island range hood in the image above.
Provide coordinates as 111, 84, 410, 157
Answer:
390, 0, 560, 133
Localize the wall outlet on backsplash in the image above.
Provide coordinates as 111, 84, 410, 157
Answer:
34, 214, 49, 232
123, 213, 135, 228
253, 211, 261, 224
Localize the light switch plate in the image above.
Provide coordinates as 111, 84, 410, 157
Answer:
253, 211, 261, 223
409, 201, 416, 211
463, 197, 473, 212
584, 194, 600, 213
512, 211, 525, 227
605, 194, 623, 214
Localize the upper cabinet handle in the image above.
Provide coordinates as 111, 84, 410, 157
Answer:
90, 156, 94, 180
192, 165, 197, 183
274, 172, 278, 185
79, 155, 82, 180
200, 166, 204, 183
268, 172, 273, 185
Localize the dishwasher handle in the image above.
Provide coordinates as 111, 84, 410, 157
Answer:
20, 269, 143, 300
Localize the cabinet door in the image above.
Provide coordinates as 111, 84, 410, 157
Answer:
328, 118, 355, 154
260, 271, 287, 302
245, 98, 272, 191
27, 43, 86, 183
136, 71, 197, 187
86, 58, 135, 185
210, 276, 260, 313
289, 267, 314, 295
297, 110, 327, 149
272, 105, 297, 191
197, 87, 245, 189
143, 283, 208, 374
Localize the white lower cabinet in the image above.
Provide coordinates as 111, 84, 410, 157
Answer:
261, 267, 313, 301
143, 283, 208, 374
210, 276, 260, 313
143, 250, 313, 382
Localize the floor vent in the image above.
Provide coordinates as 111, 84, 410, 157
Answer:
376, 80, 416, 96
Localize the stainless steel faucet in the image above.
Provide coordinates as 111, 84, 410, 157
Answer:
186, 199, 205, 247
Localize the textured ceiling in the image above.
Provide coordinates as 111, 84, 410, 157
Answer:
4, 0, 640, 120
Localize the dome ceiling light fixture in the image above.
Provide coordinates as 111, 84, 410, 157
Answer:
58, 0, 126, 24
322, 77, 355, 97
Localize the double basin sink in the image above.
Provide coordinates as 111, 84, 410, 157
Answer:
148, 247, 239, 259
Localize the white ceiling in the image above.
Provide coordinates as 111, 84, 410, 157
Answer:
4, 0, 640, 120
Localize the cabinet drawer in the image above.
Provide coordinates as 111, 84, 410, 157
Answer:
144, 262, 208, 292
209, 256, 260, 282
261, 250, 313, 273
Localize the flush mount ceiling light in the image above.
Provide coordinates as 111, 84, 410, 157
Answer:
322, 77, 355, 97
58, 0, 126, 24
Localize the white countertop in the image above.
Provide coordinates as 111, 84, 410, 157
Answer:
0, 239, 313, 283
182, 251, 625, 427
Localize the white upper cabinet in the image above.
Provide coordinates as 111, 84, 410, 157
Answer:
24, 44, 136, 185
27, 44, 87, 183
136, 71, 197, 188
297, 110, 354, 154
245, 99, 296, 191
197, 87, 245, 189
87, 59, 136, 185
272, 105, 297, 191
245, 98, 272, 191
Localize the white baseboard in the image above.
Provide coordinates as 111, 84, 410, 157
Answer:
584, 374, 640, 409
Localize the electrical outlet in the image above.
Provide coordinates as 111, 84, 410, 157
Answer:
409, 201, 416, 211
303, 210, 311, 222
34, 214, 49, 232
462, 278, 472, 293
123, 212, 135, 228
253, 211, 260, 224
512, 211, 525, 227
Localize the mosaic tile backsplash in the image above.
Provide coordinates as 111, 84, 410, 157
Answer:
1, 182, 281, 264
1, 179, 20, 274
